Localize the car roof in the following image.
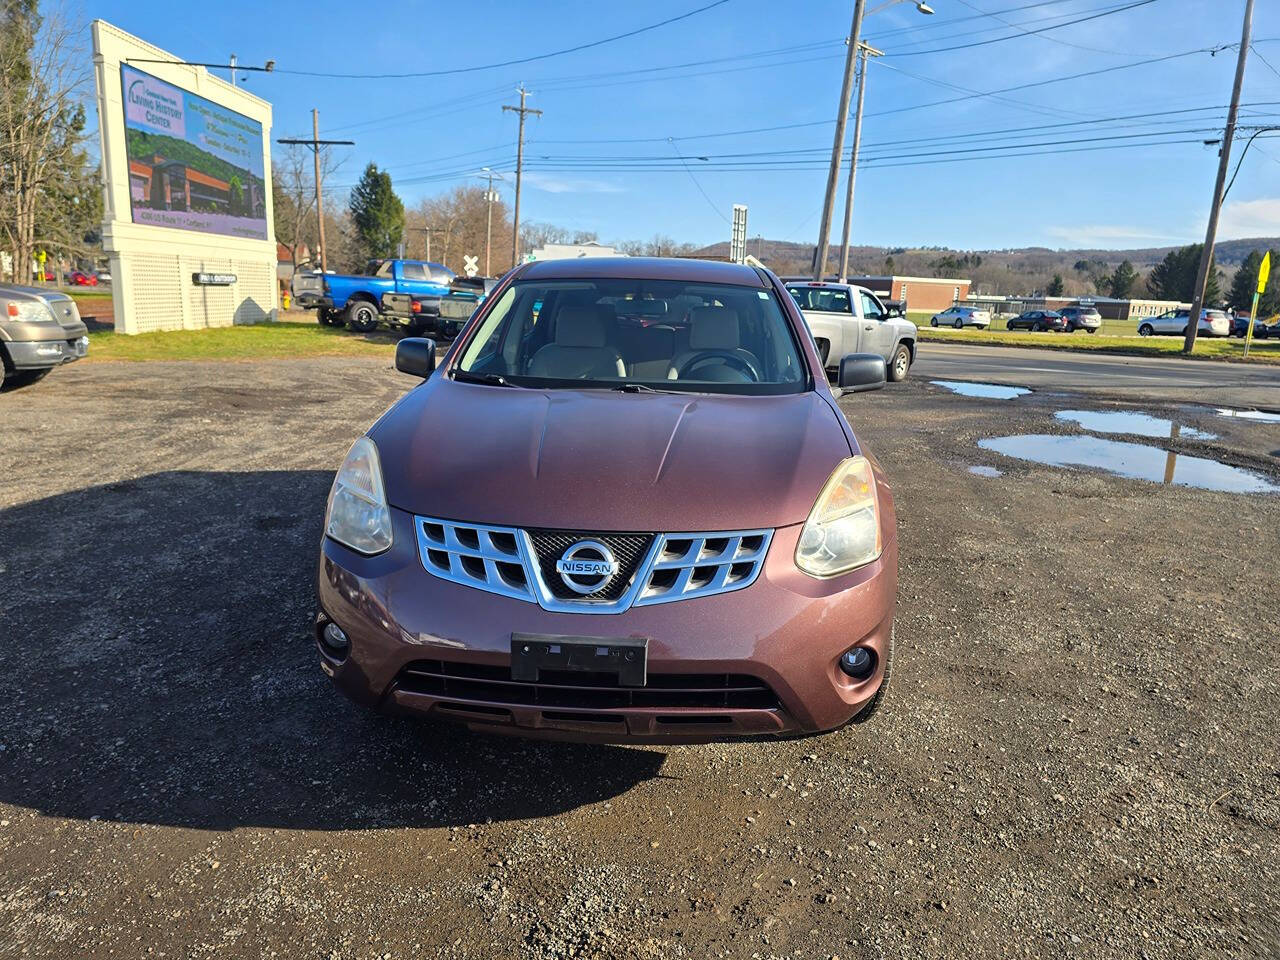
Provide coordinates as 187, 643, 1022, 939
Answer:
519, 256, 766, 287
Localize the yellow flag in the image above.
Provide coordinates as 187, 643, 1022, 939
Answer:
1258, 251, 1271, 295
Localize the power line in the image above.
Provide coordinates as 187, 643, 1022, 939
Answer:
882, 0, 1160, 56
947, 0, 1146, 56
267, 0, 734, 79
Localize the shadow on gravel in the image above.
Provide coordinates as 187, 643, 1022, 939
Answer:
0, 471, 663, 830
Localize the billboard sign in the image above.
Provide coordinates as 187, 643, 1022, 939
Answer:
120, 64, 267, 240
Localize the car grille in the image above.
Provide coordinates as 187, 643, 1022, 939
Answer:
395, 660, 780, 710
527, 530, 654, 601
413, 516, 773, 613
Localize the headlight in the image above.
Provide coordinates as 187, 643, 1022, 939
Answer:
795, 456, 882, 578
5, 300, 55, 323
325, 437, 393, 555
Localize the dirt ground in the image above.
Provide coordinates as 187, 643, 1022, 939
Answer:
2, 357, 1278, 959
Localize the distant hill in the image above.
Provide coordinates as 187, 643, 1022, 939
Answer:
693, 237, 1280, 299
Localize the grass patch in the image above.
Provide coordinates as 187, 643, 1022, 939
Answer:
85, 321, 396, 362
917, 326, 1280, 363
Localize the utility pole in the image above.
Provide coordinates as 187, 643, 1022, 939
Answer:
838, 42, 882, 282
813, 0, 865, 280
503, 85, 542, 268
277, 113, 354, 275
476, 167, 505, 276
1185, 0, 1254, 354
229, 53, 237, 86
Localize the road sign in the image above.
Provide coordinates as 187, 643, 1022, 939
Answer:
463, 255, 479, 278
1257, 251, 1271, 294
1244, 250, 1270, 359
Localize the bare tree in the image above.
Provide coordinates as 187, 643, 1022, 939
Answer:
272, 143, 341, 270
0, 2, 91, 281
411, 185, 511, 274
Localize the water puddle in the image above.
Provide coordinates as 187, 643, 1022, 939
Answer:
931, 380, 1031, 400
968, 465, 1003, 478
1215, 408, 1280, 424
1055, 410, 1216, 440
978, 434, 1279, 494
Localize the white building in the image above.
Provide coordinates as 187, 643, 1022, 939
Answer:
528, 241, 625, 262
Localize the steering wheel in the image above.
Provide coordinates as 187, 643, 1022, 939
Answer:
676, 350, 762, 382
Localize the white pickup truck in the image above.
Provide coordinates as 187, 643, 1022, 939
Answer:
785, 281, 918, 382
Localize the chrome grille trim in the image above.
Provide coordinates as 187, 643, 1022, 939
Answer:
635, 530, 773, 606
414, 515, 773, 613
414, 517, 537, 603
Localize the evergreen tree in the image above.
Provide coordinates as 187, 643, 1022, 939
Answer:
1107, 260, 1138, 299
1146, 244, 1221, 305
1046, 273, 1065, 297
348, 163, 404, 261
1227, 249, 1280, 316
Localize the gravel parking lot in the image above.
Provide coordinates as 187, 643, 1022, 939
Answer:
2, 357, 1278, 959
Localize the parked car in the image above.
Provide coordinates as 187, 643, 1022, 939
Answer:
67, 270, 98, 287
1137, 308, 1230, 338
315, 257, 898, 742
930, 306, 991, 329
1006, 309, 1067, 332
0, 283, 89, 390
1229, 313, 1268, 338
785, 280, 917, 382
1058, 305, 1102, 333
95, 269, 112, 284
308, 259, 456, 333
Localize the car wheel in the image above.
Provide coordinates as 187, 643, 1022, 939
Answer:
931, 317, 938, 327
0, 367, 51, 392
345, 300, 380, 333
317, 307, 343, 327
1032, 322, 1045, 332
814, 338, 830, 366
888, 344, 911, 382
1138, 323, 1153, 337
852, 629, 893, 725
1088, 328, 1098, 334
953, 318, 964, 329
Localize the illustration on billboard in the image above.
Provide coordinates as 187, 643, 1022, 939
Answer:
120, 64, 267, 240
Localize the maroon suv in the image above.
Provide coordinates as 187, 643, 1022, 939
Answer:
316, 258, 898, 742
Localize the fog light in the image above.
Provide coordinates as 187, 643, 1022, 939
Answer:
839, 646, 875, 680
322, 622, 349, 651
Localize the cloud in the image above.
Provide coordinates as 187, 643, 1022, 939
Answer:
1044, 224, 1187, 248
521, 173, 624, 195
1218, 197, 1280, 240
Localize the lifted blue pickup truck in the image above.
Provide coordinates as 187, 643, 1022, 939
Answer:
298, 259, 456, 334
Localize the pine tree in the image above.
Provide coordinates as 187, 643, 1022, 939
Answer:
1046, 274, 1065, 297
348, 163, 405, 261
1146, 244, 1221, 304
1107, 260, 1138, 299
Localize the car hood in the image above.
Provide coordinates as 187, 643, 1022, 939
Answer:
371, 379, 855, 531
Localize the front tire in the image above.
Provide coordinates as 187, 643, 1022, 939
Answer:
1032, 322, 1045, 332
931, 317, 938, 327
1138, 323, 1154, 337
317, 307, 343, 327
345, 300, 380, 333
888, 343, 911, 382
0, 367, 52, 391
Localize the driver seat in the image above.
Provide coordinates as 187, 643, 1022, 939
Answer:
667, 306, 760, 381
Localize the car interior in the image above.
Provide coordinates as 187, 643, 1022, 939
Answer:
458, 280, 807, 390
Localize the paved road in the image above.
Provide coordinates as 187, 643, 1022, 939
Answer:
913, 342, 1280, 408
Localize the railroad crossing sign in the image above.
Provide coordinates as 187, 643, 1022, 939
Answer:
463, 254, 479, 277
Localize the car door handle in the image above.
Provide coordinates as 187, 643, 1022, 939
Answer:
863, 325, 873, 330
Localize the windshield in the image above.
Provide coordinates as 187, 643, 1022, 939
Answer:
456, 278, 809, 395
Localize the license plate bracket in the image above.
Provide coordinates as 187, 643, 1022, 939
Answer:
511, 633, 648, 687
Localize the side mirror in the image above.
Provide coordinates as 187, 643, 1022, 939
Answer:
837, 353, 887, 393
886, 305, 904, 318
395, 337, 437, 378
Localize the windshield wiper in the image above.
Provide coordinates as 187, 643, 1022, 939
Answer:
451, 369, 513, 387
611, 382, 678, 394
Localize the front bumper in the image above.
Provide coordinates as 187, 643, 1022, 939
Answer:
316, 507, 897, 743
5, 336, 88, 368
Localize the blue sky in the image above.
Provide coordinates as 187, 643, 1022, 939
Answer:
87, 0, 1280, 251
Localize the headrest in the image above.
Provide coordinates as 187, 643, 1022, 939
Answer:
555, 306, 608, 348
689, 306, 740, 350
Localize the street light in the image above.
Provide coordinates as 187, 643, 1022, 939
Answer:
813, 0, 934, 280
